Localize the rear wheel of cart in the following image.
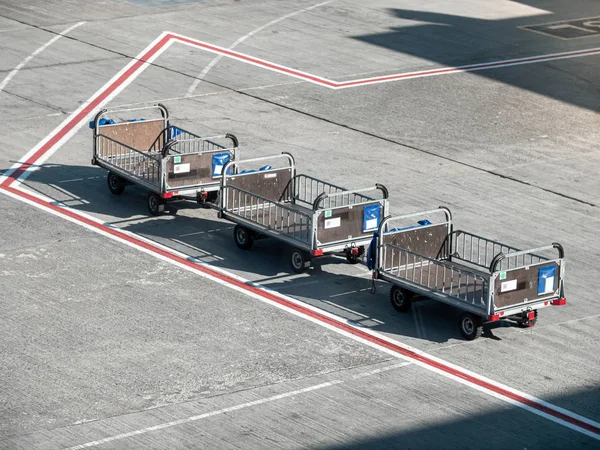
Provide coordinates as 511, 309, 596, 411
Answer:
107, 171, 125, 195
233, 225, 254, 250
517, 310, 538, 328
147, 192, 165, 216
290, 248, 310, 274
390, 285, 413, 312
459, 312, 483, 340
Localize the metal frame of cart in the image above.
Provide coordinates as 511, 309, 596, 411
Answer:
218, 153, 389, 273
373, 207, 566, 340
91, 104, 239, 215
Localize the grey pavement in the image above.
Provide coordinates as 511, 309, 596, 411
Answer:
1, 0, 599, 449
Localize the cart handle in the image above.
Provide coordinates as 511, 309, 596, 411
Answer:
161, 133, 239, 157
312, 183, 388, 211
489, 242, 564, 273
226, 133, 239, 148
93, 104, 169, 134
377, 206, 452, 236
221, 152, 295, 184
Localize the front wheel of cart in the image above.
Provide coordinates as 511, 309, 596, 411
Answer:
459, 312, 483, 340
107, 172, 125, 195
147, 193, 165, 216
390, 285, 413, 312
233, 225, 254, 250
290, 248, 310, 274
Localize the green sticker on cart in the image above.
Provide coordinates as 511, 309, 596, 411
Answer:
325, 210, 332, 218
174, 156, 181, 163
499, 272, 507, 280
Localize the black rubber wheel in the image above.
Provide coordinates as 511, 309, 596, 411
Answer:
390, 285, 413, 312
233, 225, 254, 250
517, 310, 538, 328
147, 192, 165, 216
107, 172, 125, 195
290, 248, 310, 274
459, 312, 483, 341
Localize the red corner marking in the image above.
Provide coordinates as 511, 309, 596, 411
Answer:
0, 34, 172, 189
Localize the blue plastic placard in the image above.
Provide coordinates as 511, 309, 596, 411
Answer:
363, 204, 381, 232
170, 127, 182, 139
212, 153, 231, 177
537, 265, 557, 295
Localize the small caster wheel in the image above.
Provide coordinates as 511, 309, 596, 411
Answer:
233, 225, 254, 250
459, 312, 483, 340
290, 248, 311, 274
390, 285, 413, 312
147, 192, 165, 216
107, 171, 125, 195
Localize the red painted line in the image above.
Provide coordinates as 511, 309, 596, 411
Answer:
0, 34, 172, 189
169, 34, 338, 88
2, 183, 599, 437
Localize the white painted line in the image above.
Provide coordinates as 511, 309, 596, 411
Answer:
352, 362, 412, 379
185, 0, 335, 96
179, 230, 206, 237
63, 360, 410, 449
322, 299, 373, 320
0, 21, 85, 94
65, 379, 343, 449
329, 289, 359, 298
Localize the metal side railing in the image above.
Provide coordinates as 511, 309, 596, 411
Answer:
96, 134, 161, 186
223, 185, 312, 246
381, 243, 489, 308
450, 230, 547, 272
292, 174, 373, 210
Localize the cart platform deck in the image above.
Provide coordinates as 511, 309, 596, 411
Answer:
91, 104, 239, 215
372, 207, 566, 339
219, 153, 389, 272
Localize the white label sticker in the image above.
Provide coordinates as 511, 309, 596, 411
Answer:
174, 163, 190, 174
264, 173, 277, 179
364, 218, 378, 231
500, 279, 517, 293
542, 276, 555, 294
212, 164, 223, 176
324, 217, 341, 229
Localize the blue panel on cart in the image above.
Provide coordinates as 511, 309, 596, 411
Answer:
212, 153, 231, 177
363, 204, 381, 232
537, 265, 557, 295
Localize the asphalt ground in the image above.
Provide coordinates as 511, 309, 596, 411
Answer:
1, 1, 599, 448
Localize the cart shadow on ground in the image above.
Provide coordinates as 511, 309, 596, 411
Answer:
15, 163, 517, 344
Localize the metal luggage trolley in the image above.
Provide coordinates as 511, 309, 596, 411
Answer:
372, 207, 566, 340
218, 153, 389, 273
91, 104, 239, 215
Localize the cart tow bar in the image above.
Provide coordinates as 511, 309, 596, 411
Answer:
370, 271, 377, 294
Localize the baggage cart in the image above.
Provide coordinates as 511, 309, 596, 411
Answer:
91, 104, 239, 215
371, 207, 566, 340
218, 153, 389, 273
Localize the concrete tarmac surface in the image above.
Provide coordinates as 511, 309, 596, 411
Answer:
1, 1, 599, 448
